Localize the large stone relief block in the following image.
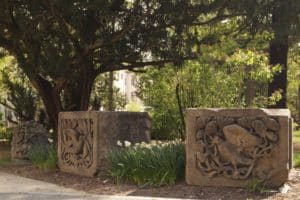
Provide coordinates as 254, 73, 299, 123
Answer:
58, 111, 151, 177
11, 121, 49, 161
186, 109, 292, 187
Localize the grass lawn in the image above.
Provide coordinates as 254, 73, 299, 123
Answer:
0, 142, 11, 167
294, 153, 300, 168
294, 130, 300, 143
0, 156, 10, 167
294, 130, 300, 168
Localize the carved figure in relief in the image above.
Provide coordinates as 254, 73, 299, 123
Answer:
61, 119, 93, 168
205, 120, 218, 136
211, 136, 253, 170
11, 121, 49, 160
252, 120, 278, 142
63, 129, 85, 154
223, 124, 261, 152
195, 116, 279, 180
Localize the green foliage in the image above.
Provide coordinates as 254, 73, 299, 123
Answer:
27, 145, 57, 171
0, 157, 11, 167
125, 101, 144, 112
0, 125, 12, 142
287, 45, 300, 124
90, 72, 126, 111
138, 47, 277, 139
293, 128, 300, 168
0, 112, 12, 141
0, 55, 38, 121
246, 178, 268, 194
0, 1, 223, 130
107, 140, 185, 186
294, 129, 300, 143
294, 153, 300, 168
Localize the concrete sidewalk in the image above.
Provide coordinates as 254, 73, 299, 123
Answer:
0, 172, 189, 200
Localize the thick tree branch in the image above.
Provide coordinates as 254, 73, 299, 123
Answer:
97, 56, 195, 74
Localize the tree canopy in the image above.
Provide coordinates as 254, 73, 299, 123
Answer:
0, 0, 229, 131
0, 0, 299, 134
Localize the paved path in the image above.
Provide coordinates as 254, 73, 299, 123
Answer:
0, 172, 187, 200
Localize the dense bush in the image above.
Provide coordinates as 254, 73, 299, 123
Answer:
0, 55, 39, 122
107, 140, 185, 186
138, 49, 280, 140
27, 144, 57, 170
0, 126, 12, 142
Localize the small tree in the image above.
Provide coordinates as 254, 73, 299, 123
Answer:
0, 54, 39, 122
138, 40, 279, 139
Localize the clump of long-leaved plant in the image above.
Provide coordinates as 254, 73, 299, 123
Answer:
107, 139, 185, 186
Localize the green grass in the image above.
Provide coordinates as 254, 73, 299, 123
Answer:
294, 130, 300, 143
294, 153, 300, 168
294, 129, 300, 168
107, 140, 185, 186
27, 144, 57, 170
0, 156, 11, 167
246, 178, 269, 194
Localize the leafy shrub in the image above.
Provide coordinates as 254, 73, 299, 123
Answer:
138, 48, 279, 140
27, 144, 57, 170
125, 101, 144, 112
0, 124, 12, 142
107, 140, 185, 186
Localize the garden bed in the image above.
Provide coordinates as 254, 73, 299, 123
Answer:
1, 139, 300, 199
0, 164, 300, 199
0, 141, 10, 160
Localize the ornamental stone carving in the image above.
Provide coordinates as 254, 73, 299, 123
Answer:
11, 121, 49, 161
60, 118, 94, 169
186, 109, 293, 187
58, 111, 151, 177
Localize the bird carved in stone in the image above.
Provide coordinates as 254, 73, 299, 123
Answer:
63, 128, 85, 155
223, 124, 261, 152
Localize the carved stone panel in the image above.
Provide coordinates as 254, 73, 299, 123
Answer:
186, 109, 292, 187
58, 112, 98, 177
58, 111, 151, 177
11, 121, 49, 161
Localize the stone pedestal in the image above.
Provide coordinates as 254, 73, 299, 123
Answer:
11, 121, 49, 161
185, 109, 293, 188
58, 111, 151, 177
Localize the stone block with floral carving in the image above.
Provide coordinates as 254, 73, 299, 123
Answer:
185, 109, 293, 187
58, 111, 151, 176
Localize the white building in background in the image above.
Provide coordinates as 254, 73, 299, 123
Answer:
114, 70, 144, 109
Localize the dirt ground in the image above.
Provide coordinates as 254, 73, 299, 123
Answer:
1, 143, 300, 200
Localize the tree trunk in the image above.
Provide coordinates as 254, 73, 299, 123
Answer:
245, 66, 255, 107
32, 76, 62, 139
175, 84, 186, 140
108, 71, 114, 111
268, 40, 288, 108
268, 3, 289, 108
32, 70, 96, 140
297, 84, 300, 123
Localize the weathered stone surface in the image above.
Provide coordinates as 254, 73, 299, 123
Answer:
58, 111, 151, 177
186, 108, 293, 188
11, 121, 49, 160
